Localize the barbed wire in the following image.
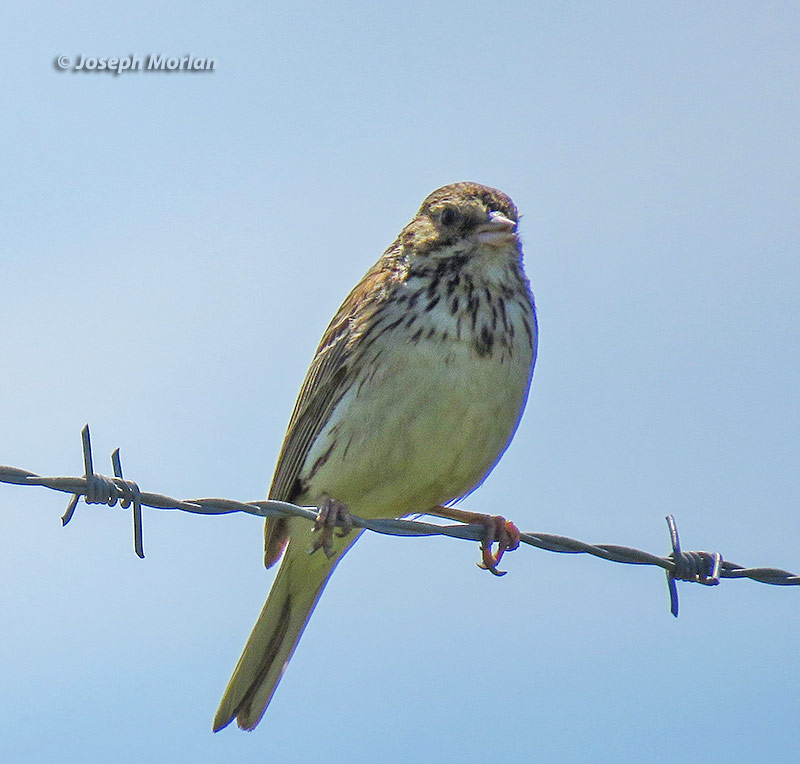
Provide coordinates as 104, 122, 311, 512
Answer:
1, 425, 797, 617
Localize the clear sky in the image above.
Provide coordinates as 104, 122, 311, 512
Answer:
1, 2, 798, 762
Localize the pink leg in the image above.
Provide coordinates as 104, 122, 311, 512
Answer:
308, 494, 354, 559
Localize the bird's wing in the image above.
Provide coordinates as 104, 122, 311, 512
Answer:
263, 253, 401, 565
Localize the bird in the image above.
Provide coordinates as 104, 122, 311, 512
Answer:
213, 181, 538, 731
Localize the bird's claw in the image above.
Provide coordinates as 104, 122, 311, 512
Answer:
308, 495, 353, 558
476, 516, 521, 576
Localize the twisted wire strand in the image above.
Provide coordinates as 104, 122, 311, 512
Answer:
1, 426, 797, 617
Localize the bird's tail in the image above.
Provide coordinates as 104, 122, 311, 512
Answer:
213, 522, 361, 732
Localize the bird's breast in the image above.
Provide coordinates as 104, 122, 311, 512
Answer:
299, 296, 535, 518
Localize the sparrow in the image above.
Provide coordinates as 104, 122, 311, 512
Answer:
214, 181, 537, 731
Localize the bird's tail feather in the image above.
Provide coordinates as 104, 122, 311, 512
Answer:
213, 524, 361, 732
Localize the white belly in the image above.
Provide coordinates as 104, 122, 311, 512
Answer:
301, 334, 533, 518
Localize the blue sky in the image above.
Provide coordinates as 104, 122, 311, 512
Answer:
1, 2, 798, 762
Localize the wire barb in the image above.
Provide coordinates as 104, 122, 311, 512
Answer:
1, 426, 798, 616
61, 425, 93, 526
111, 447, 144, 559
665, 514, 722, 617
59, 425, 146, 558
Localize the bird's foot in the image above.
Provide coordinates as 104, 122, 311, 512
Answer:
308, 494, 353, 559
475, 515, 521, 576
428, 506, 520, 576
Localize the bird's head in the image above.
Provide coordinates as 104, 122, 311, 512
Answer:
400, 182, 521, 260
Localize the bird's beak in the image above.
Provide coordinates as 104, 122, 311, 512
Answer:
476, 211, 518, 247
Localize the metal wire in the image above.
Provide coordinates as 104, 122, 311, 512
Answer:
1, 425, 797, 617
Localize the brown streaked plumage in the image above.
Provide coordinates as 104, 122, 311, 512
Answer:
214, 182, 537, 731
262, 253, 404, 566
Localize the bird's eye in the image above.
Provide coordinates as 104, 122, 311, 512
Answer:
439, 206, 459, 227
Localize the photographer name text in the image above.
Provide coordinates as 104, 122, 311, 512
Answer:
55, 54, 216, 75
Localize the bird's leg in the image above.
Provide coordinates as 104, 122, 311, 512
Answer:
428, 505, 521, 577
308, 494, 354, 559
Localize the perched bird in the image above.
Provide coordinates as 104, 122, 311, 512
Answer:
214, 182, 538, 731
